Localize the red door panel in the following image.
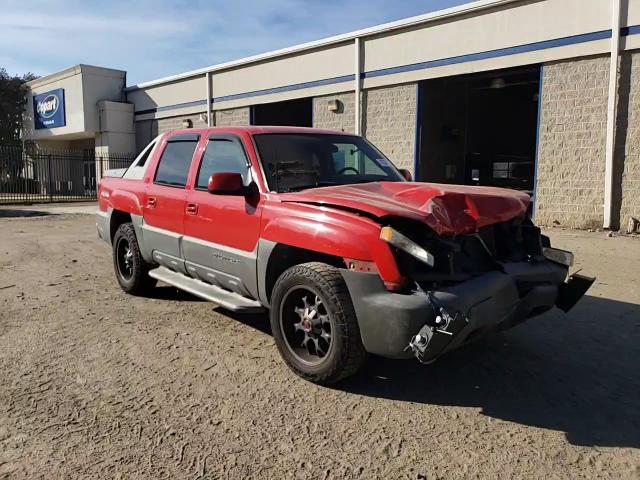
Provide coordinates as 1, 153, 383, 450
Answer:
184, 190, 261, 252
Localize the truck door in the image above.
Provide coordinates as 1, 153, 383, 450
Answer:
143, 133, 200, 275
183, 134, 263, 299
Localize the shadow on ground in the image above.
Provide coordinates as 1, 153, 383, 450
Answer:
0, 209, 53, 218
147, 286, 206, 302
230, 295, 640, 449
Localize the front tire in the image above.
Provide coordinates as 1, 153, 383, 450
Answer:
270, 262, 367, 384
112, 222, 157, 295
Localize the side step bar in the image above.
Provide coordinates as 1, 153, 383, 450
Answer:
148, 267, 265, 313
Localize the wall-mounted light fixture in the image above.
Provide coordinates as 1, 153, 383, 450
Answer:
327, 99, 343, 113
182, 119, 193, 128
489, 78, 506, 89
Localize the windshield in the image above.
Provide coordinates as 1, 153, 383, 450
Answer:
253, 133, 405, 193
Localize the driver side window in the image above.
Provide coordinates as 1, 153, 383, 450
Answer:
196, 138, 249, 189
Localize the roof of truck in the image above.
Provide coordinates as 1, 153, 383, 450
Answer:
164, 126, 356, 137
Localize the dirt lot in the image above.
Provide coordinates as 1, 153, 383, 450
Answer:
0, 211, 639, 479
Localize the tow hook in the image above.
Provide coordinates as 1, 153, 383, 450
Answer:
406, 306, 469, 364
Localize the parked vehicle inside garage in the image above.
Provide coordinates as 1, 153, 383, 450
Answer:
96, 126, 594, 384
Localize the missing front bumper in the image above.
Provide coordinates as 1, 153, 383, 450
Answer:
342, 261, 593, 362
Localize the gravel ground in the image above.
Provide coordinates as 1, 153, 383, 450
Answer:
0, 211, 639, 479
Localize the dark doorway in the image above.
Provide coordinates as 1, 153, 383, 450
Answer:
417, 66, 540, 194
252, 98, 313, 127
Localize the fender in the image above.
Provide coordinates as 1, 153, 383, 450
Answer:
108, 189, 144, 216
262, 215, 374, 260
260, 203, 403, 286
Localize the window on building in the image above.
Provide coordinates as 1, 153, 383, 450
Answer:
196, 138, 249, 189
154, 137, 199, 187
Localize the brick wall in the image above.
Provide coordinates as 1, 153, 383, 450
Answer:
313, 93, 356, 133
536, 56, 609, 229
363, 84, 417, 172
617, 50, 640, 230
214, 107, 250, 126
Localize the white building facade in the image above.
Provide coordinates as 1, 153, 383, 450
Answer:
22, 0, 640, 230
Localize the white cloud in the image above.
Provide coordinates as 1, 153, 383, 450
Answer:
0, 12, 188, 36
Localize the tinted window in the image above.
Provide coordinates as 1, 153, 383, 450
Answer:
196, 139, 249, 189
154, 140, 198, 187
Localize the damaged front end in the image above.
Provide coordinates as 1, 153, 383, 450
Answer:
342, 217, 595, 363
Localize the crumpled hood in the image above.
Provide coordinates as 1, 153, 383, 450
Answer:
280, 182, 531, 236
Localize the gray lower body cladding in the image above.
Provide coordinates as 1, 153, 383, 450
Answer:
96, 210, 110, 244
341, 260, 571, 360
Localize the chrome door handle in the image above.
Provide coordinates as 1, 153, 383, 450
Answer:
147, 197, 157, 207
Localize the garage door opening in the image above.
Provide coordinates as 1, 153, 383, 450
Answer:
417, 66, 540, 195
251, 98, 313, 127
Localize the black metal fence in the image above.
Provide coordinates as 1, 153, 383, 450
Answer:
0, 145, 136, 204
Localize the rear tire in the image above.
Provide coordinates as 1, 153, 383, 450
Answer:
112, 222, 157, 295
270, 262, 367, 384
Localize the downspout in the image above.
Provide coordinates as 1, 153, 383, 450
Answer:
354, 37, 362, 135
206, 71, 213, 127
604, 0, 621, 229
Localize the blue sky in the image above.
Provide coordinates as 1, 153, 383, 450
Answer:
0, 0, 468, 85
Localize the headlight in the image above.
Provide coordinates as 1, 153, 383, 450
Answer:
543, 247, 574, 267
380, 226, 435, 267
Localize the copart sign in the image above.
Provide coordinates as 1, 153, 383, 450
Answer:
33, 88, 66, 129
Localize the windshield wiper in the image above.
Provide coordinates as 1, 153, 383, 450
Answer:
284, 181, 338, 192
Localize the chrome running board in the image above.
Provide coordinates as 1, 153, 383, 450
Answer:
148, 266, 265, 313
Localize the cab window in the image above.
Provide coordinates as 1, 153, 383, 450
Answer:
196, 138, 249, 189
154, 136, 199, 188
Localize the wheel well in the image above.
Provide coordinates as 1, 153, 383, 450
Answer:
110, 210, 132, 242
265, 244, 345, 302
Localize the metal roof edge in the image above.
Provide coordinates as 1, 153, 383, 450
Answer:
124, 0, 522, 92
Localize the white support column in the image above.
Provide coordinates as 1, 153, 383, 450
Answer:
604, 0, 621, 229
354, 37, 362, 136
206, 71, 213, 127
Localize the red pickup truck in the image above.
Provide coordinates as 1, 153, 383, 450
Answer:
97, 126, 593, 384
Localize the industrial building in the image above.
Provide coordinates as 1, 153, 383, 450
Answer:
23, 0, 640, 230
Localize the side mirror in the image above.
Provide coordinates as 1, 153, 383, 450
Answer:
208, 172, 244, 195
399, 169, 413, 182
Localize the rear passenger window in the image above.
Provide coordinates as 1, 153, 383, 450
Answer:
196, 139, 249, 189
154, 139, 198, 187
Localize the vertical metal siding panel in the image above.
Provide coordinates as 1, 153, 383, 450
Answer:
532, 64, 544, 221
413, 82, 423, 180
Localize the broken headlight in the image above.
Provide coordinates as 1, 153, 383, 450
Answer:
380, 226, 435, 268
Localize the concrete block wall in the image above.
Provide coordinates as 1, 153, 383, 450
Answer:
363, 84, 417, 172
157, 113, 207, 135
535, 56, 609, 229
313, 93, 356, 133
214, 107, 250, 126
617, 50, 640, 230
